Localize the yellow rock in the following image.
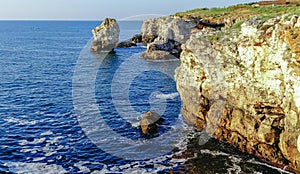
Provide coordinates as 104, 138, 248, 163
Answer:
298, 134, 300, 153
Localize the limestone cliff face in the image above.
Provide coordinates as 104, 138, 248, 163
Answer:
175, 15, 300, 172
141, 16, 196, 43
140, 16, 197, 59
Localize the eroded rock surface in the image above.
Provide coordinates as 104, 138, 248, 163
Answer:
175, 15, 300, 172
141, 37, 182, 59
91, 18, 120, 52
140, 16, 197, 59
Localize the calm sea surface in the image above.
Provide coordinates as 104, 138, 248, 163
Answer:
0, 21, 291, 173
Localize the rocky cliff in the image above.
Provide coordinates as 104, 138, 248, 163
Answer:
175, 14, 300, 172
139, 16, 198, 59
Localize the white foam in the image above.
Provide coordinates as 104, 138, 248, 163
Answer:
20, 148, 38, 154
227, 156, 242, 174
92, 133, 191, 173
247, 159, 294, 174
46, 136, 64, 144
155, 92, 179, 100
5, 162, 67, 174
200, 149, 230, 157
41, 130, 53, 136
74, 161, 91, 173
19, 137, 46, 146
31, 138, 46, 144
4, 117, 37, 125
227, 163, 242, 174
19, 140, 29, 146
45, 151, 57, 157
33, 157, 46, 162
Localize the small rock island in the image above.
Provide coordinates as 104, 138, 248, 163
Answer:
90, 18, 120, 53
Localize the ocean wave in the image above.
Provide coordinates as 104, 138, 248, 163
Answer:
155, 92, 179, 100
4, 117, 37, 126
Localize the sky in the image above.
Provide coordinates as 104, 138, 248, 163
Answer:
0, 0, 256, 20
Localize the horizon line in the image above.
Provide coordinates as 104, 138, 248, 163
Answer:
0, 19, 146, 22
0, 13, 169, 22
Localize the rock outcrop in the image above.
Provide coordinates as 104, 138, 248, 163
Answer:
141, 37, 182, 59
116, 41, 137, 48
130, 34, 156, 44
130, 34, 143, 43
175, 15, 300, 172
140, 16, 197, 59
140, 111, 163, 134
90, 18, 120, 52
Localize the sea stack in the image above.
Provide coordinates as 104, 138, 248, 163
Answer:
90, 18, 120, 53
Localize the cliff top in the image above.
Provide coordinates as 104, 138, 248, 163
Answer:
175, 3, 300, 26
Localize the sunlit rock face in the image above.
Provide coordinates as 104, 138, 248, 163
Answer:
175, 15, 300, 172
298, 135, 300, 153
90, 18, 120, 52
140, 16, 197, 59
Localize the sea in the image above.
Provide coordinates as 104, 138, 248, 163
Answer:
0, 20, 293, 173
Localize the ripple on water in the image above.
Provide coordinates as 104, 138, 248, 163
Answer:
5, 162, 67, 174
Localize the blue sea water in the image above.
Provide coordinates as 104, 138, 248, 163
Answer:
0, 21, 293, 173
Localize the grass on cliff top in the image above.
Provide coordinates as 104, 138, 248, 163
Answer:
175, 3, 300, 20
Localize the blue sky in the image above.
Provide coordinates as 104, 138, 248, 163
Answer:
0, 0, 256, 20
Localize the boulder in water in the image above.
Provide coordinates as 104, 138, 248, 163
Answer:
140, 111, 163, 134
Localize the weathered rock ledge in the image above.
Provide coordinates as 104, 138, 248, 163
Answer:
175, 15, 300, 172
137, 16, 199, 59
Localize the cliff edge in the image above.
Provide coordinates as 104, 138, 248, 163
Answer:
175, 13, 300, 172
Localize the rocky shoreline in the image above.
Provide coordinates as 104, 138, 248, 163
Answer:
138, 10, 300, 174
91, 5, 300, 172
174, 14, 300, 173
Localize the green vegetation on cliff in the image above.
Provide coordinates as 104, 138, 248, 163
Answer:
175, 3, 300, 25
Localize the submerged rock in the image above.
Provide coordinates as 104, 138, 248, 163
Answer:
175, 15, 300, 172
140, 111, 163, 134
116, 41, 137, 48
90, 18, 120, 52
